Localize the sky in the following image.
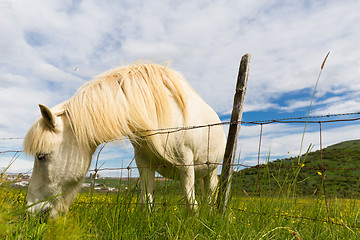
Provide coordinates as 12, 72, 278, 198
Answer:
0, 0, 359, 177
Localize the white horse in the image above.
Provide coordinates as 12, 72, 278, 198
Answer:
24, 63, 226, 218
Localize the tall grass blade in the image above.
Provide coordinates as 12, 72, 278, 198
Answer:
298, 52, 330, 164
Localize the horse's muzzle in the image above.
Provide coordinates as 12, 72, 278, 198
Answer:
27, 201, 53, 222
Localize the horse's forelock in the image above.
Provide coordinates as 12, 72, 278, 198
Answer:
23, 118, 59, 156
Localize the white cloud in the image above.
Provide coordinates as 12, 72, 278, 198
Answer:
0, 155, 33, 174
1, 0, 360, 175
278, 100, 311, 112
312, 97, 360, 115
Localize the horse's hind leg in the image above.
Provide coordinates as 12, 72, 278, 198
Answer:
203, 169, 219, 204
135, 155, 155, 208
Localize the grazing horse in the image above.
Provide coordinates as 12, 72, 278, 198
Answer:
24, 63, 226, 218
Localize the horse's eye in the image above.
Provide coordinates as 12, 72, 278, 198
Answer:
36, 153, 50, 161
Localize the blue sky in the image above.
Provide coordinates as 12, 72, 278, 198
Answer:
0, 0, 359, 176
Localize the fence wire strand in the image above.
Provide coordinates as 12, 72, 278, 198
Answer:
1, 112, 360, 229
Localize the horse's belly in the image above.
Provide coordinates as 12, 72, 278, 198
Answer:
154, 161, 218, 180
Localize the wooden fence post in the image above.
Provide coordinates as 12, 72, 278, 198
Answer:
217, 53, 251, 211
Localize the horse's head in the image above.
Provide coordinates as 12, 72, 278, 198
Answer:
24, 104, 93, 218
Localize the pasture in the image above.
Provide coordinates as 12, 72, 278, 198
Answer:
1, 180, 360, 239
2, 58, 360, 239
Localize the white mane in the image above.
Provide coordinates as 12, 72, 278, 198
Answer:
24, 63, 191, 158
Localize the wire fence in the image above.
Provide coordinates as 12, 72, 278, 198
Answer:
1, 111, 360, 228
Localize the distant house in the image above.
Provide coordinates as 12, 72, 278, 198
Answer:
82, 182, 91, 188
2, 173, 31, 187
89, 173, 100, 179
12, 181, 29, 187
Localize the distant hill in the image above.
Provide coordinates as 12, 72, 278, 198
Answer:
232, 140, 360, 198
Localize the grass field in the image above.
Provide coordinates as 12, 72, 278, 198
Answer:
1, 181, 360, 239
2, 140, 360, 239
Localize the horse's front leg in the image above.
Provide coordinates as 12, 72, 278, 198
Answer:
135, 156, 155, 208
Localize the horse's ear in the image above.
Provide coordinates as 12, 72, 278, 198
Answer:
39, 104, 56, 129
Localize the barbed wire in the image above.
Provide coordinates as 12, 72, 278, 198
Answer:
86, 162, 360, 174
0, 150, 23, 154
0, 111, 359, 141
0, 137, 23, 140
133, 111, 360, 135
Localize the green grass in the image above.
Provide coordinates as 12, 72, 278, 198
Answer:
2, 138, 360, 239
2, 179, 360, 239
